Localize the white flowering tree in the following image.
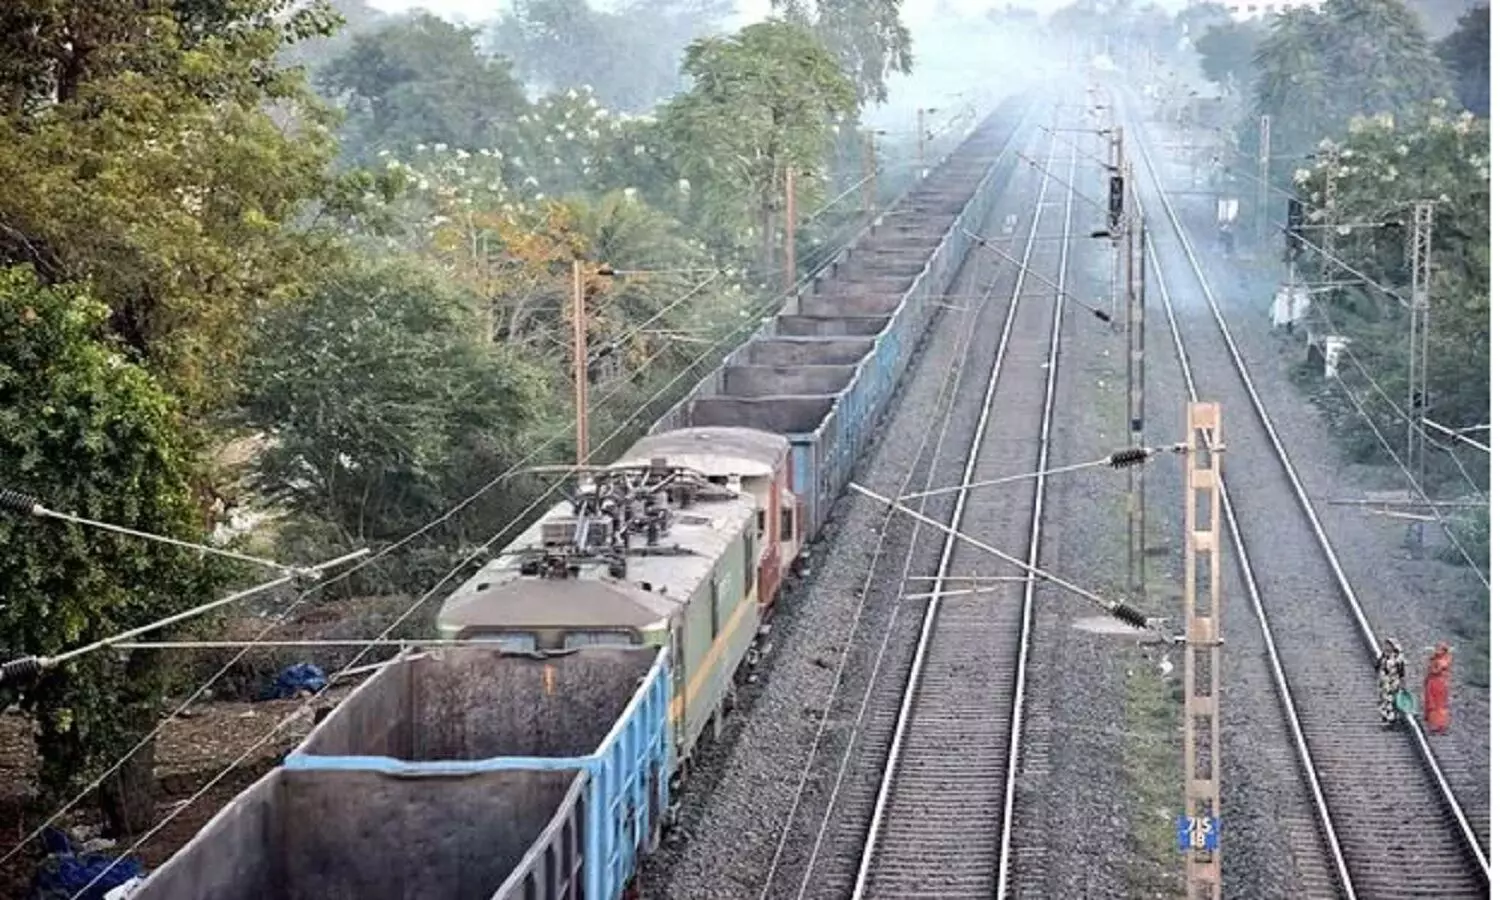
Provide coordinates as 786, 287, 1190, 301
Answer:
1296, 103, 1489, 459
362, 139, 745, 382
1247, 0, 1454, 185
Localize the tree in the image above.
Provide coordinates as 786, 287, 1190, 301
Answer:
1437, 5, 1489, 117
0, 0, 345, 413
1247, 0, 1453, 184
318, 13, 527, 162
772, 0, 912, 106
1196, 21, 1263, 91
1294, 106, 1488, 448
279, 0, 388, 74
0, 266, 226, 835
661, 21, 857, 269
490, 0, 734, 112
239, 255, 549, 566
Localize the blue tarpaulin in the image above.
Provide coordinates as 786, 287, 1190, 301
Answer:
29, 828, 144, 900
266, 663, 328, 700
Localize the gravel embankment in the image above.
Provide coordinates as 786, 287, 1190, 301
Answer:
1136, 113, 1489, 894
1153, 122, 1490, 830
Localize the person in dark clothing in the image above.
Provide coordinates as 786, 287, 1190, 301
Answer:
1377, 637, 1407, 726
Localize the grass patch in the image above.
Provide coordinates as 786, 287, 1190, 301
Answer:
1122, 559, 1187, 900
1091, 346, 1185, 897
1124, 656, 1184, 897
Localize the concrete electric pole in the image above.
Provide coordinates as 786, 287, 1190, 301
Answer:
1405, 199, 1434, 549
1110, 125, 1147, 602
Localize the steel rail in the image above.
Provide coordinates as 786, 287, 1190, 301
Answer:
779, 109, 1049, 900
851, 111, 1067, 899
995, 105, 1078, 900
755, 103, 1041, 900
1126, 93, 1489, 892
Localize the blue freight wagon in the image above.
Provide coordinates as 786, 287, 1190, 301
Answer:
130, 646, 671, 900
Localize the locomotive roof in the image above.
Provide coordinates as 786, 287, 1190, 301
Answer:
436, 488, 757, 634
439, 576, 678, 631
614, 426, 788, 478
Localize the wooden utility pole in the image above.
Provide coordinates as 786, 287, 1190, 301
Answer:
1256, 115, 1271, 249
863, 130, 878, 215
571, 259, 589, 468
917, 107, 927, 172
1405, 200, 1434, 549
1183, 401, 1223, 900
784, 166, 797, 292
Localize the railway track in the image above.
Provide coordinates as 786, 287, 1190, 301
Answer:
749, 99, 1048, 900
846, 112, 1079, 899
1126, 92, 1491, 899
750, 99, 1083, 900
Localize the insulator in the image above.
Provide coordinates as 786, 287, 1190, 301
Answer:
0, 488, 40, 515
1109, 447, 1150, 468
1092, 308, 1112, 323
0, 656, 44, 686
1111, 601, 1148, 629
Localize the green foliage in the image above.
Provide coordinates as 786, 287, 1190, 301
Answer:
0, 266, 226, 829
0, 0, 344, 412
279, 0, 389, 73
1437, 5, 1489, 117
1295, 106, 1489, 480
490, 0, 734, 112
318, 13, 527, 163
773, 0, 913, 106
1195, 21, 1263, 91
238, 255, 549, 562
1246, 0, 1453, 183
661, 20, 858, 265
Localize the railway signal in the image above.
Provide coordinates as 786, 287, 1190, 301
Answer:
1286, 198, 1306, 260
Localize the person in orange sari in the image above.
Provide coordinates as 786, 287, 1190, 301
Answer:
1424, 643, 1453, 734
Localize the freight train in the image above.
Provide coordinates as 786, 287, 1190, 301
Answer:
130, 92, 1032, 900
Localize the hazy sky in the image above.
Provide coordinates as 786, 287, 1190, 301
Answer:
363, 0, 1125, 27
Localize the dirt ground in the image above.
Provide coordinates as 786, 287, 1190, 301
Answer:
0, 594, 416, 899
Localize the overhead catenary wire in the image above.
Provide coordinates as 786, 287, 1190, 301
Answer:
896, 441, 1194, 502
848, 482, 1152, 629
1422, 417, 1490, 454
113, 639, 473, 650
961, 228, 1114, 322
0, 549, 370, 687
0, 489, 303, 575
